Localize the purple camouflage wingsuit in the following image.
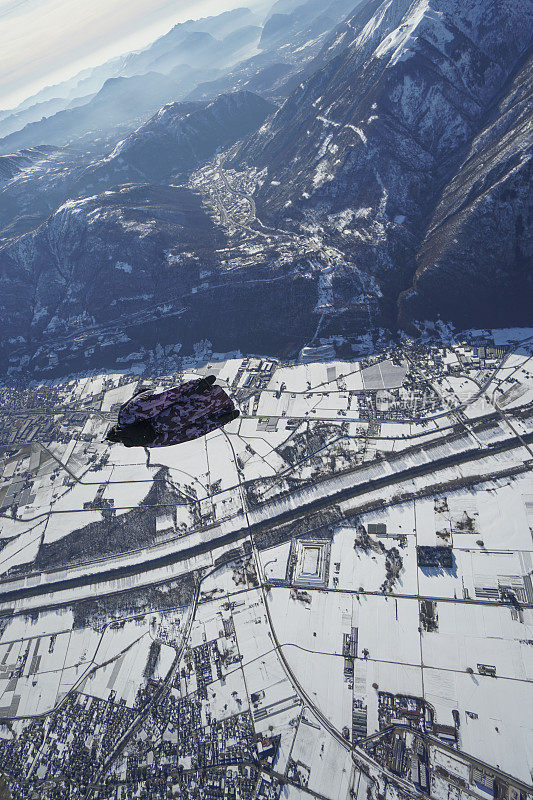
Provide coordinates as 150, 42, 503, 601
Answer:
118, 378, 236, 447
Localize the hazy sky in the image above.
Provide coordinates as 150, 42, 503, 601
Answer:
0, 0, 254, 110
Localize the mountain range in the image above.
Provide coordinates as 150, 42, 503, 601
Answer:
234, 0, 533, 331
0, 0, 531, 378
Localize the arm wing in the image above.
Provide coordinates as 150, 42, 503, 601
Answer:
118, 379, 204, 427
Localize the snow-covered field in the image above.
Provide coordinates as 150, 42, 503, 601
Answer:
0, 333, 532, 792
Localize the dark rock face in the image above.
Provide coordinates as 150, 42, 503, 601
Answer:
399, 49, 533, 329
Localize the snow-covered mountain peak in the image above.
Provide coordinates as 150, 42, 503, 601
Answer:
373, 0, 433, 66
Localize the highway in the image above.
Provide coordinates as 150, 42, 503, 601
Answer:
1, 426, 531, 608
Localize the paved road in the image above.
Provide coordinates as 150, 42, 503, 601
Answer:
1, 428, 530, 606
85, 574, 202, 799
357, 724, 533, 795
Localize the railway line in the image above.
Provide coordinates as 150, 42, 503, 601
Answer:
1, 427, 531, 608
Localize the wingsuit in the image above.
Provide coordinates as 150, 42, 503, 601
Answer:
106, 375, 239, 447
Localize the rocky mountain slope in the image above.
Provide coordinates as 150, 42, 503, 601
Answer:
0, 147, 58, 186
80, 90, 275, 186
0, 89, 273, 245
235, 0, 533, 330
0, 91, 279, 371
0, 9, 259, 151
0, 184, 223, 344
1, 8, 257, 117
0, 146, 101, 250
186, 0, 364, 104
259, 0, 357, 51
0, 2, 360, 152
0, 94, 94, 140
399, 47, 533, 329
0, 174, 318, 376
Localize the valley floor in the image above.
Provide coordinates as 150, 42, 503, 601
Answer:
0, 329, 532, 799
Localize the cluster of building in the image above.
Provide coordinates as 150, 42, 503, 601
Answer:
233, 358, 274, 391
375, 693, 458, 745
362, 693, 463, 795
365, 702, 528, 800
0, 692, 136, 795
0, 383, 91, 453
0, 334, 531, 799
366, 726, 431, 794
